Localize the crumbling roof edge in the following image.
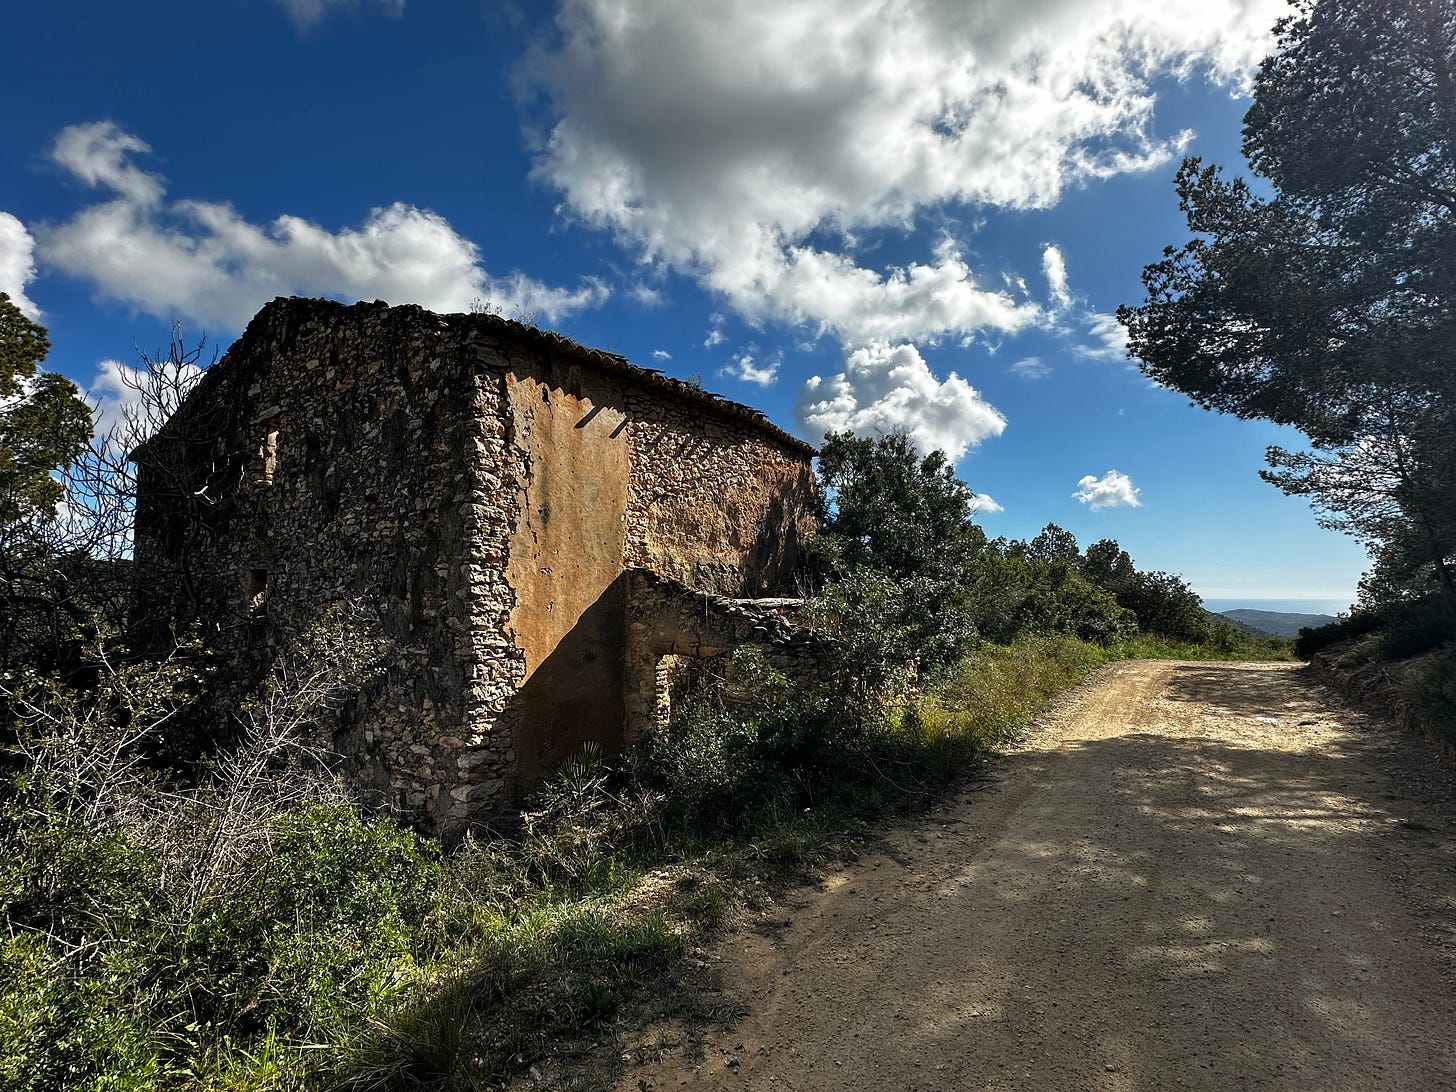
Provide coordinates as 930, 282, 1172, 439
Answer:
463, 311, 817, 458
134, 298, 819, 461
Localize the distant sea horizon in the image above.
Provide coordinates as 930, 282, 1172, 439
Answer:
1201, 598, 1351, 617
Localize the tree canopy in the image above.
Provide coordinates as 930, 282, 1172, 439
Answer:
811, 429, 989, 670
0, 293, 96, 677
813, 429, 985, 582
0, 294, 92, 528
1118, 0, 1456, 602
808, 432, 1239, 661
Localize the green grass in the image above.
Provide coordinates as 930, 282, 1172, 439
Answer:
1113, 634, 1296, 661
0, 631, 1284, 1091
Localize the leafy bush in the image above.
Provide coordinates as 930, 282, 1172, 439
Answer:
809, 431, 984, 672
1294, 609, 1388, 658
0, 871, 164, 1092
1295, 596, 1456, 661
0, 605, 444, 1088
1395, 648, 1456, 748
0, 799, 443, 1089
632, 649, 863, 836
1381, 598, 1456, 661
1080, 539, 1212, 643
1012, 569, 1139, 646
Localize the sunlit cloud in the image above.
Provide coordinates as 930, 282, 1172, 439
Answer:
1074, 469, 1142, 510
39, 122, 605, 330
799, 342, 1006, 461
0, 212, 42, 318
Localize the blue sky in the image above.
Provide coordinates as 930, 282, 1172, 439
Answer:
2, 0, 1368, 609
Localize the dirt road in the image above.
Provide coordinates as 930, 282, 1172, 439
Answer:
623, 661, 1456, 1092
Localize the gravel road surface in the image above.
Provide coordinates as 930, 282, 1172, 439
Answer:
622, 660, 1456, 1092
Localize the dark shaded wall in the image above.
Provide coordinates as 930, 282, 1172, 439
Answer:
133, 299, 511, 828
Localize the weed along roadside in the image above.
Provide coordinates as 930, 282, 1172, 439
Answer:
0, 632, 1283, 1090
4, 396, 1290, 1090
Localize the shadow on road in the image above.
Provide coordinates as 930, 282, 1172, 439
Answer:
882, 695, 1456, 1090
618, 663, 1456, 1092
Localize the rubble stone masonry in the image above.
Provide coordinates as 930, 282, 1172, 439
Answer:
134, 298, 817, 832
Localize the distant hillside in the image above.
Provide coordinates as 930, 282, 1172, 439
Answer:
1219, 609, 1337, 638
1210, 611, 1277, 641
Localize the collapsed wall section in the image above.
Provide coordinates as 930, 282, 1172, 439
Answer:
621, 569, 837, 738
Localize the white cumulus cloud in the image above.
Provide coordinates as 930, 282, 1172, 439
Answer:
1074, 469, 1142, 510
86, 356, 205, 441
0, 213, 42, 319
1042, 244, 1073, 309
52, 122, 165, 206
528, 0, 1281, 461
530, 0, 1279, 343
798, 342, 1006, 462
747, 238, 1039, 347
38, 122, 606, 330
721, 351, 779, 387
969, 492, 1004, 515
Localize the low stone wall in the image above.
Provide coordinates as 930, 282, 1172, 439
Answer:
621, 568, 837, 738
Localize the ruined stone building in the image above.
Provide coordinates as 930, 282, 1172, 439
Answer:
133, 297, 817, 831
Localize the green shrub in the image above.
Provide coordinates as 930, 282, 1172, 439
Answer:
0, 798, 445, 1089
633, 652, 861, 837
0, 932, 163, 1092
1381, 598, 1456, 661
1011, 571, 1139, 646
1295, 596, 1456, 661
175, 805, 441, 1036
802, 568, 923, 704
1295, 609, 1388, 658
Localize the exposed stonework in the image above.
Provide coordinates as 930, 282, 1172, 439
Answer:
133, 297, 817, 831
621, 568, 837, 739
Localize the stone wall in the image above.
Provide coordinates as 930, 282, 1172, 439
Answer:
620, 569, 837, 739
134, 300, 505, 828
621, 388, 815, 597
469, 331, 818, 787
492, 343, 632, 785
134, 297, 818, 832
